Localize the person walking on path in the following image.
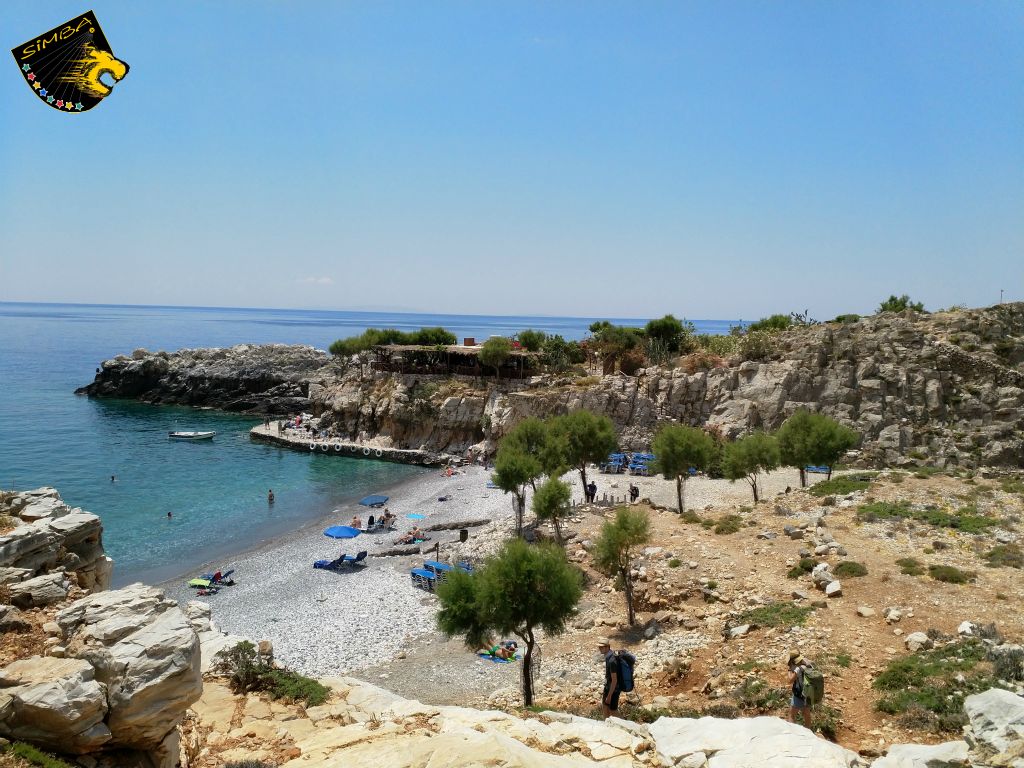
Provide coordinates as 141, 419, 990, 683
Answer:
598, 637, 621, 718
788, 651, 812, 728
587, 481, 598, 504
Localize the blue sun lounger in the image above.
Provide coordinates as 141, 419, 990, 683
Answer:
314, 551, 368, 571
411, 567, 437, 591
805, 465, 830, 474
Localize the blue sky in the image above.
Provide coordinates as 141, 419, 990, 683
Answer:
1, 2, 1021, 319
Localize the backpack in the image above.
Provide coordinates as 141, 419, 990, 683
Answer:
794, 665, 825, 706
616, 650, 636, 692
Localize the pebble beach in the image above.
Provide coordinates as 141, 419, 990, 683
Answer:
162, 463, 517, 677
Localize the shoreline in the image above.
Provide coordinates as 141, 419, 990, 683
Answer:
159, 463, 516, 678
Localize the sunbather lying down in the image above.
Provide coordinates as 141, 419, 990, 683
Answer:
396, 526, 430, 545
480, 640, 518, 660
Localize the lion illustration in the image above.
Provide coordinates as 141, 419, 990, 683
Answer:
59, 45, 129, 97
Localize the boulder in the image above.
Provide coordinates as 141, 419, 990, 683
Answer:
0, 605, 31, 633
868, 741, 969, 767
0, 656, 111, 754
649, 715, 861, 767
812, 563, 834, 589
8, 572, 70, 609
825, 581, 843, 598
857, 606, 876, 618
905, 633, 933, 652
728, 624, 752, 639
963, 688, 1024, 767
957, 621, 975, 637
52, 584, 203, 765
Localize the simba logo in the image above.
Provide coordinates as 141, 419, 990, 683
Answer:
11, 11, 128, 112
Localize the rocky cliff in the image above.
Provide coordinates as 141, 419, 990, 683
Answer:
0, 491, 203, 768
75, 343, 339, 414
77, 304, 1024, 468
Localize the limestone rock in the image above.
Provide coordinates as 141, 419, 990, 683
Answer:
868, 741, 969, 767
963, 688, 1024, 767
0, 656, 111, 753
905, 633, 933, 652
54, 583, 203, 764
0, 605, 31, 633
649, 715, 861, 767
825, 581, 843, 598
8, 572, 70, 609
857, 606, 876, 618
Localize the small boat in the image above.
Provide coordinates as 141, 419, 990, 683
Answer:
169, 431, 216, 441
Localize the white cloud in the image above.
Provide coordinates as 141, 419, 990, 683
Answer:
297, 276, 334, 285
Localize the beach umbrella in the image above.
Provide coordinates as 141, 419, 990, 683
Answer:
358, 494, 389, 507
323, 525, 361, 539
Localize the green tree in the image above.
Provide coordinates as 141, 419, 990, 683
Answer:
501, 417, 557, 487
541, 334, 585, 372
747, 314, 792, 332
589, 322, 643, 373
879, 294, 925, 313
723, 432, 780, 503
652, 425, 715, 515
479, 337, 513, 378
492, 445, 541, 536
592, 507, 651, 626
517, 329, 547, 352
436, 539, 582, 706
644, 315, 685, 351
329, 326, 456, 356
777, 410, 859, 485
547, 410, 618, 494
532, 476, 572, 544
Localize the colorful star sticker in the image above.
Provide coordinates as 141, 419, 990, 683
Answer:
56, 100, 63, 107
39, 88, 47, 97
46, 95, 54, 103
32, 81, 41, 90
75, 102, 83, 110
27, 73, 35, 81
22, 63, 30, 72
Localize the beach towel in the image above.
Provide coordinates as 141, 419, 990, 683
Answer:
477, 652, 519, 663
408, 513, 426, 520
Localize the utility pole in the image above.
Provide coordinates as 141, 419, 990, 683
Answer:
1000, 289, 1004, 304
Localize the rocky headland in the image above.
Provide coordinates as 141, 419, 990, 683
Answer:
77, 304, 1024, 468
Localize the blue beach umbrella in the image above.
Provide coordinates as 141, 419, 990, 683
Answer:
358, 494, 389, 507
323, 525, 361, 539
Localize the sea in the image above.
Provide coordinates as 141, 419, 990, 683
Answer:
0, 302, 737, 586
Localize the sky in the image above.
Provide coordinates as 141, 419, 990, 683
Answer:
1, 2, 1021, 320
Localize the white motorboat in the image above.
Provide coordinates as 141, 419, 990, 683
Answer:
168, 431, 216, 441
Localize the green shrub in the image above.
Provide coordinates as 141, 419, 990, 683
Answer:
747, 314, 792, 333
733, 676, 788, 712
215, 640, 329, 707
833, 561, 868, 578
736, 602, 813, 628
787, 557, 818, 579
857, 501, 998, 533
984, 544, 1024, 569
896, 557, 925, 576
999, 478, 1024, 495
262, 668, 329, 707
928, 565, 976, 584
808, 473, 876, 497
879, 294, 925, 313
873, 640, 1000, 732
992, 648, 1024, 682
668, 558, 681, 568
4, 743, 74, 768
713, 515, 743, 535
813, 704, 843, 741
833, 314, 861, 324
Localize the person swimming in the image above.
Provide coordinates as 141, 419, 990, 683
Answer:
268, 489, 275, 504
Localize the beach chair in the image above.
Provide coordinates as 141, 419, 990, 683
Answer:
805, 465, 830, 474
424, 560, 453, 583
410, 567, 437, 592
200, 568, 235, 585
457, 561, 474, 574
340, 551, 368, 567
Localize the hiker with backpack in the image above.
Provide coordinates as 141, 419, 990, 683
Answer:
597, 637, 636, 718
788, 651, 821, 729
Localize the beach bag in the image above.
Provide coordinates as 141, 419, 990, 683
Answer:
616, 650, 636, 692
803, 668, 825, 706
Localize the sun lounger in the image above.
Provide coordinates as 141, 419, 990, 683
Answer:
199, 569, 235, 585
805, 465, 830, 474
410, 567, 437, 591
424, 560, 454, 582
314, 551, 368, 571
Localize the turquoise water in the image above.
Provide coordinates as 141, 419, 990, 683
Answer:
0, 302, 738, 586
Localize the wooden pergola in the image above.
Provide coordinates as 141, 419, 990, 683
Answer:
370, 344, 541, 378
